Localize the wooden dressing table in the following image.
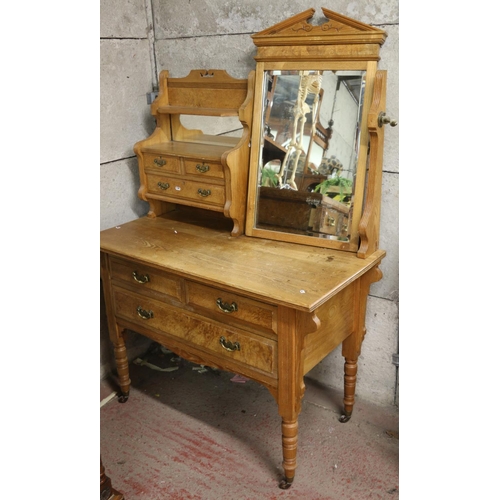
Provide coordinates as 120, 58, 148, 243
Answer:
100, 208, 384, 488
100, 8, 395, 489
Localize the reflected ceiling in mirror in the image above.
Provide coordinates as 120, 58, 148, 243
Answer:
255, 69, 366, 243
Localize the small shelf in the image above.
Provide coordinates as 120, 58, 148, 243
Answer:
157, 106, 239, 117
141, 138, 238, 160
136, 69, 255, 237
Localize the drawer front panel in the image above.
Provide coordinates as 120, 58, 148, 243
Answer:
186, 281, 277, 335
147, 174, 225, 206
109, 257, 183, 302
113, 289, 276, 375
143, 153, 180, 173
184, 158, 224, 179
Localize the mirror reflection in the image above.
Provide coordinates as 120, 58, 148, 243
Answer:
255, 70, 366, 242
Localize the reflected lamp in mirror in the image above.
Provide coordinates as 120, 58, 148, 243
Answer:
245, 8, 393, 257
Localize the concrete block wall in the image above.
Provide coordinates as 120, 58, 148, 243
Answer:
100, 0, 399, 406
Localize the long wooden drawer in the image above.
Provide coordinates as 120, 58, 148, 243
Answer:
146, 174, 225, 207
113, 288, 277, 375
186, 281, 277, 336
108, 257, 183, 302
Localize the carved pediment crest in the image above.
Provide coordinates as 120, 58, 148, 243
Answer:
252, 7, 386, 46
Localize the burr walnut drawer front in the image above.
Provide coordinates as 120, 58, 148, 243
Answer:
108, 257, 183, 302
146, 174, 225, 207
183, 158, 224, 179
185, 281, 278, 335
143, 153, 180, 173
112, 288, 277, 375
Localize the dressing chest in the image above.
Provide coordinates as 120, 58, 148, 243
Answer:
100, 8, 395, 489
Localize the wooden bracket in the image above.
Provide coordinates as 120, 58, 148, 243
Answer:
357, 70, 387, 258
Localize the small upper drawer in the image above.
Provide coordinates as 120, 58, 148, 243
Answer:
143, 153, 180, 173
186, 281, 277, 335
183, 158, 224, 179
109, 257, 183, 302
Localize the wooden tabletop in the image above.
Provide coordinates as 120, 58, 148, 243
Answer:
100, 209, 385, 312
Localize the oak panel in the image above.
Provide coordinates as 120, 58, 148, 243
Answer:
303, 284, 356, 374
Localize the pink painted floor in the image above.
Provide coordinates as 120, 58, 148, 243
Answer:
100, 344, 399, 499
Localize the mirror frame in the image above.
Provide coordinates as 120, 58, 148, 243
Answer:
245, 8, 388, 255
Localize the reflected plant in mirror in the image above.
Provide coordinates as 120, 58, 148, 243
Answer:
255, 69, 366, 242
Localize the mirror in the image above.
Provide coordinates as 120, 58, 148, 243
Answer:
256, 69, 365, 242
245, 8, 388, 253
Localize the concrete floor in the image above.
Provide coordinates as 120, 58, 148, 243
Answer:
100, 344, 399, 499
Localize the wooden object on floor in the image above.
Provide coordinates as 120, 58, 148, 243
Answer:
100, 207, 385, 489
257, 186, 322, 231
134, 69, 255, 237
100, 456, 124, 500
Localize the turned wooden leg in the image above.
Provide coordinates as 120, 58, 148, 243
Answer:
113, 329, 130, 403
279, 419, 299, 489
101, 254, 132, 403
100, 456, 124, 500
339, 265, 382, 423
276, 306, 307, 489
339, 357, 358, 423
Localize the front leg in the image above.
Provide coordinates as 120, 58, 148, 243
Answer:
276, 306, 306, 488
101, 255, 132, 404
279, 419, 299, 489
340, 266, 383, 422
339, 356, 358, 423
112, 328, 130, 403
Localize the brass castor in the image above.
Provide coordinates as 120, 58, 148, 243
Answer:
118, 392, 129, 403
339, 411, 352, 423
279, 477, 294, 489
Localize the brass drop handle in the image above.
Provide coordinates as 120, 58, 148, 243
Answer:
216, 298, 238, 313
132, 271, 150, 284
378, 112, 398, 127
198, 188, 211, 197
154, 157, 166, 167
196, 163, 210, 173
219, 336, 240, 352
136, 306, 154, 320
157, 182, 170, 190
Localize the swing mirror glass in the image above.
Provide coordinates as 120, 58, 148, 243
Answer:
252, 69, 367, 245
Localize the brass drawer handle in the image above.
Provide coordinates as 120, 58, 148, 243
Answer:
136, 306, 154, 320
196, 163, 210, 173
219, 336, 240, 352
198, 188, 211, 197
132, 271, 150, 284
216, 298, 238, 313
157, 182, 170, 190
154, 157, 166, 167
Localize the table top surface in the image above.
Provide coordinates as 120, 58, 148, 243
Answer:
100, 209, 385, 312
